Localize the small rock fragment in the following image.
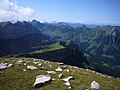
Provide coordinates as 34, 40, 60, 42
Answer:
56, 67, 63, 72
7, 64, 13, 67
59, 62, 64, 65
16, 60, 23, 64
68, 86, 72, 89
64, 81, 70, 86
23, 69, 26, 71
49, 65, 53, 68
62, 65, 67, 69
58, 73, 63, 79
47, 71, 56, 74
24, 63, 27, 66
65, 69, 70, 72
33, 62, 39, 64
52, 78, 56, 81
27, 65, 37, 70
63, 76, 74, 89
73, 66, 79, 69
38, 63, 42, 67
41, 67, 44, 69
63, 76, 74, 82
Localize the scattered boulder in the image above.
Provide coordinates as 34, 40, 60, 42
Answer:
108, 76, 112, 78
34, 75, 51, 88
100, 73, 105, 77
24, 63, 27, 66
63, 76, 74, 89
27, 65, 37, 70
33, 62, 39, 64
62, 65, 67, 69
56, 67, 63, 72
16, 60, 23, 64
41, 67, 45, 70
23, 69, 26, 71
0, 63, 8, 70
44, 62, 47, 64
7, 64, 13, 68
90, 81, 100, 90
68, 86, 72, 89
49, 65, 53, 68
38, 63, 42, 67
59, 62, 64, 65
58, 73, 63, 79
46, 71, 56, 74
17, 60, 23, 63
63, 76, 74, 82
0, 63, 13, 70
64, 81, 70, 86
73, 66, 79, 69
65, 69, 70, 73
52, 78, 56, 81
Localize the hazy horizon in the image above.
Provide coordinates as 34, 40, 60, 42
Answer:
0, 0, 120, 25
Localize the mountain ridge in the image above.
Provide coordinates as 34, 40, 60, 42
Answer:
0, 20, 120, 77
30, 20, 120, 65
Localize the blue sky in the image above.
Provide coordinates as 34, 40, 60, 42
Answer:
17, 0, 120, 24
1, 0, 120, 25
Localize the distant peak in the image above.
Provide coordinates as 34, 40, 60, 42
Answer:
81, 24, 87, 28
96, 25, 100, 28
79, 24, 89, 30
32, 20, 41, 23
57, 22, 69, 26
15, 21, 22, 25
0, 21, 12, 27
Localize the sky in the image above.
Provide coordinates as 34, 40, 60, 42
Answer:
0, 0, 120, 25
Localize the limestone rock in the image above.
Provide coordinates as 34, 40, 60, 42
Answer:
91, 81, 100, 90
58, 73, 63, 79
56, 67, 63, 72
46, 71, 56, 74
27, 65, 37, 70
34, 75, 51, 88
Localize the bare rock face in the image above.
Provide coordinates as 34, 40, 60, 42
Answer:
34, 75, 51, 88
90, 81, 100, 90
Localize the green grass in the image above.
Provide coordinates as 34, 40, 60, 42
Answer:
0, 57, 120, 90
30, 42, 64, 54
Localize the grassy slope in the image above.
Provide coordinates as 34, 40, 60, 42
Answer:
0, 57, 120, 90
30, 42, 64, 54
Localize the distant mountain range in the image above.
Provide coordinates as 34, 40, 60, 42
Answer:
0, 21, 50, 56
0, 20, 120, 77
31, 20, 120, 65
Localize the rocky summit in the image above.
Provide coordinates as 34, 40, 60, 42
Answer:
0, 57, 120, 90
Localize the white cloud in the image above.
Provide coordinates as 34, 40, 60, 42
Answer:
0, 0, 35, 22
